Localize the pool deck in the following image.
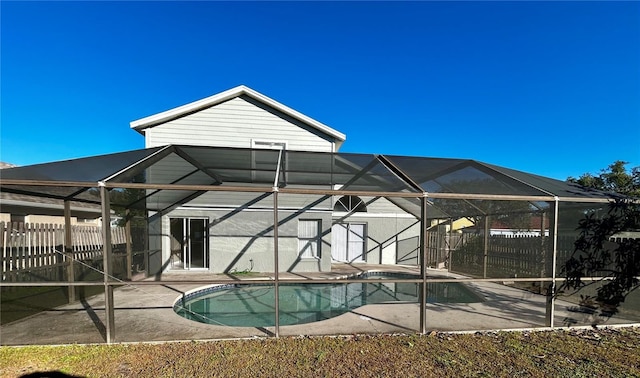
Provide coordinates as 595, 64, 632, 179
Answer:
1, 264, 637, 346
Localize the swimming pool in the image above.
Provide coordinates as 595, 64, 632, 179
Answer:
174, 272, 484, 327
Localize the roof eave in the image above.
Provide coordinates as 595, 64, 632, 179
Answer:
1, 198, 102, 217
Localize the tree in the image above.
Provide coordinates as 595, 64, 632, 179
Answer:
561, 199, 640, 313
567, 160, 640, 198
560, 161, 640, 317
109, 187, 147, 227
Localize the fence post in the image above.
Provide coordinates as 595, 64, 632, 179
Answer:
539, 212, 547, 292
17, 222, 25, 274
0, 222, 4, 282
483, 215, 490, 279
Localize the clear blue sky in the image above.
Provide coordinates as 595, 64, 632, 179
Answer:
1, 1, 639, 180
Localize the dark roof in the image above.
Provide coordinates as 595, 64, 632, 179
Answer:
0, 145, 622, 216
0, 147, 164, 183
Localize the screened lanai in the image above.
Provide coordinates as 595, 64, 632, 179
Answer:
1, 145, 636, 345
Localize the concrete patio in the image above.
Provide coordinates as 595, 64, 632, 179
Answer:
1, 264, 637, 346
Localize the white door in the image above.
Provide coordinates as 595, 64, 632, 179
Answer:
331, 223, 365, 263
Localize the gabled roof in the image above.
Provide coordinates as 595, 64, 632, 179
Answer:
129, 85, 347, 148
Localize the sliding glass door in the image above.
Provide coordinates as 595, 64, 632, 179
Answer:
169, 218, 209, 270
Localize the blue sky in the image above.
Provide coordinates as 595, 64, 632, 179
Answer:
1, 1, 638, 180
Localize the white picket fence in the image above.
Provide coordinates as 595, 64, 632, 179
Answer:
1, 222, 127, 281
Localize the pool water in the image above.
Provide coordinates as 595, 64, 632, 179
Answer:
174, 273, 483, 327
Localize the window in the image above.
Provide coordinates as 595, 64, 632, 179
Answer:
298, 219, 321, 258
334, 195, 367, 213
331, 223, 366, 262
251, 140, 286, 184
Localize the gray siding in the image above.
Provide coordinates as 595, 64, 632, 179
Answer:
331, 196, 420, 217
330, 195, 420, 266
150, 203, 333, 274
359, 196, 416, 214
146, 96, 335, 152
208, 208, 332, 273
147, 214, 164, 276
364, 217, 421, 265
333, 213, 420, 266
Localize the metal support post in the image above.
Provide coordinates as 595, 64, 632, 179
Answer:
483, 215, 490, 279
447, 218, 453, 271
545, 199, 559, 327
273, 188, 280, 338
125, 208, 132, 280
420, 195, 428, 334
100, 185, 116, 343
64, 201, 75, 303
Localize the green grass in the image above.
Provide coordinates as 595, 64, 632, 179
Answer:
2, 327, 639, 377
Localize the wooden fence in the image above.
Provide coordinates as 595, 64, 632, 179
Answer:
1, 222, 128, 282
394, 231, 463, 268
450, 233, 576, 278
426, 231, 463, 268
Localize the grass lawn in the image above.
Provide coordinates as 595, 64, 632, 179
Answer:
1, 327, 639, 377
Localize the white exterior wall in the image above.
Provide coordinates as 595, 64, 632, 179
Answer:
0, 214, 99, 226
145, 96, 336, 152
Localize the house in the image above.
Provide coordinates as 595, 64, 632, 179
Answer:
129, 85, 422, 274
0, 192, 101, 225
1, 85, 631, 346
461, 215, 551, 237
1, 85, 620, 278
0, 163, 101, 225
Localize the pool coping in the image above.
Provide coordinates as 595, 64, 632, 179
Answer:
172, 270, 486, 325
172, 270, 425, 309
